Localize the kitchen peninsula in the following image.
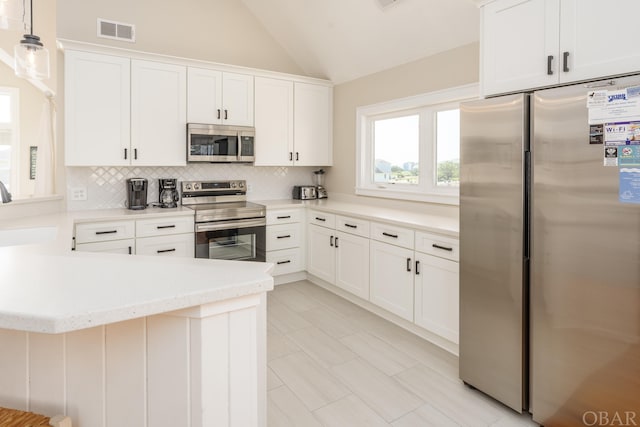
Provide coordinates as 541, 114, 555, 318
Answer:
0, 211, 273, 427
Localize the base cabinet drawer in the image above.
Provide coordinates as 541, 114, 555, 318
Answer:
370, 222, 414, 249
136, 234, 194, 257
266, 209, 303, 225
267, 223, 301, 251
76, 239, 135, 255
267, 248, 304, 276
415, 231, 459, 262
136, 216, 194, 238
75, 220, 135, 244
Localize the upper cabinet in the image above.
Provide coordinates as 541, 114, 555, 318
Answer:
65, 50, 131, 166
254, 80, 333, 166
131, 60, 187, 167
481, 0, 640, 96
65, 51, 187, 167
187, 68, 254, 126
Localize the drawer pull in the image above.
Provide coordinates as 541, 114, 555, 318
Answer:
432, 243, 453, 252
157, 225, 176, 229
315, 217, 326, 222
157, 248, 176, 254
277, 235, 291, 239
96, 230, 118, 235
344, 224, 357, 229
277, 260, 291, 265
382, 232, 398, 238
277, 215, 291, 219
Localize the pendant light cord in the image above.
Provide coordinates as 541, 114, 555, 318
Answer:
29, 0, 33, 35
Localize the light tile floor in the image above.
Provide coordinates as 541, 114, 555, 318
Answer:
267, 281, 539, 427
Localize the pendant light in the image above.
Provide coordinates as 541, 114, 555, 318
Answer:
14, 0, 49, 80
0, 0, 27, 31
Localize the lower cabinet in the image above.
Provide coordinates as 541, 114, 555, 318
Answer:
306, 223, 335, 283
74, 215, 194, 258
369, 240, 414, 322
414, 253, 459, 344
335, 231, 370, 300
265, 208, 305, 276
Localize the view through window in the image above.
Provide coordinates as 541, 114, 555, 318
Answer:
373, 114, 420, 185
435, 109, 460, 187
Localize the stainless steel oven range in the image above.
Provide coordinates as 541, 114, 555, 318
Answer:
181, 180, 266, 262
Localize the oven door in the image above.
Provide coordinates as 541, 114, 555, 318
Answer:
195, 218, 266, 262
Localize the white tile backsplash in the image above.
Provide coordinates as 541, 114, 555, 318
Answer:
66, 164, 318, 210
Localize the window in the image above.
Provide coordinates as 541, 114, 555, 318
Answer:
356, 84, 477, 205
0, 87, 19, 194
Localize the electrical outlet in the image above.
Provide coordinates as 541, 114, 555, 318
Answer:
70, 187, 87, 201
247, 184, 253, 192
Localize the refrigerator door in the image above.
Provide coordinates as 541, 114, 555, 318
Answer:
460, 94, 528, 412
531, 76, 640, 425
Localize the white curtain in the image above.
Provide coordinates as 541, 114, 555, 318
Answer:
34, 94, 56, 195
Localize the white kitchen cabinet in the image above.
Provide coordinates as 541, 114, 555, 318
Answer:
76, 239, 136, 255
369, 240, 415, 322
307, 211, 370, 299
293, 83, 332, 166
187, 68, 254, 126
65, 50, 131, 166
414, 253, 459, 344
481, 0, 640, 96
306, 223, 336, 284
335, 231, 370, 300
75, 220, 136, 244
131, 60, 187, 166
136, 233, 194, 257
254, 77, 294, 166
266, 208, 305, 276
135, 216, 194, 238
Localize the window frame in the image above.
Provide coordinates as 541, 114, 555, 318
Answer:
356, 83, 478, 205
0, 87, 20, 194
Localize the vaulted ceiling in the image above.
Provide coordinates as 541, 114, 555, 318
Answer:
240, 0, 480, 83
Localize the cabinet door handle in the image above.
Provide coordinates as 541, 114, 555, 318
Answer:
296, 152, 299, 161
382, 232, 398, 238
432, 243, 453, 252
277, 260, 291, 265
415, 260, 420, 275
563, 51, 570, 72
344, 224, 357, 229
157, 248, 176, 254
330, 236, 334, 247
277, 215, 291, 219
335, 237, 339, 248
96, 230, 118, 235
315, 217, 326, 222
134, 148, 138, 160
406, 258, 412, 272
128, 246, 132, 255
124, 148, 128, 160
217, 109, 221, 120
157, 225, 176, 229
277, 235, 291, 239
547, 55, 554, 75
289, 152, 293, 161
224, 109, 228, 120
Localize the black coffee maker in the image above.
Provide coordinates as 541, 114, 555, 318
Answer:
159, 178, 179, 208
126, 178, 148, 210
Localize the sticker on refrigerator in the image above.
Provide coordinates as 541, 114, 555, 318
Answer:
603, 121, 640, 145
589, 124, 604, 144
618, 145, 640, 166
588, 88, 640, 125
619, 168, 640, 204
604, 146, 619, 166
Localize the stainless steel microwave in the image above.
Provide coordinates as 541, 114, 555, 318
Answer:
187, 123, 255, 163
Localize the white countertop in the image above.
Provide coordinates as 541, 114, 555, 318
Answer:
255, 199, 459, 237
0, 207, 274, 334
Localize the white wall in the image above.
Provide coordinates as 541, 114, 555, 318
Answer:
328, 42, 480, 217
56, 0, 304, 76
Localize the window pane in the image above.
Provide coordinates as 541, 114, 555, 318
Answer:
436, 109, 460, 187
0, 146, 11, 191
373, 114, 419, 184
0, 94, 11, 124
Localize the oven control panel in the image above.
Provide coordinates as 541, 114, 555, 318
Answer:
182, 180, 246, 194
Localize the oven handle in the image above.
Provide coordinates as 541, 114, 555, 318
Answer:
195, 218, 266, 232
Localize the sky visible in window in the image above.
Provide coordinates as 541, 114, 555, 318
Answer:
374, 114, 419, 167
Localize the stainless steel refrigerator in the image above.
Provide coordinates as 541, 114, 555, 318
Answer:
459, 75, 640, 426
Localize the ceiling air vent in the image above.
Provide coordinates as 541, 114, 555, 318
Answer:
97, 19, 136, 43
